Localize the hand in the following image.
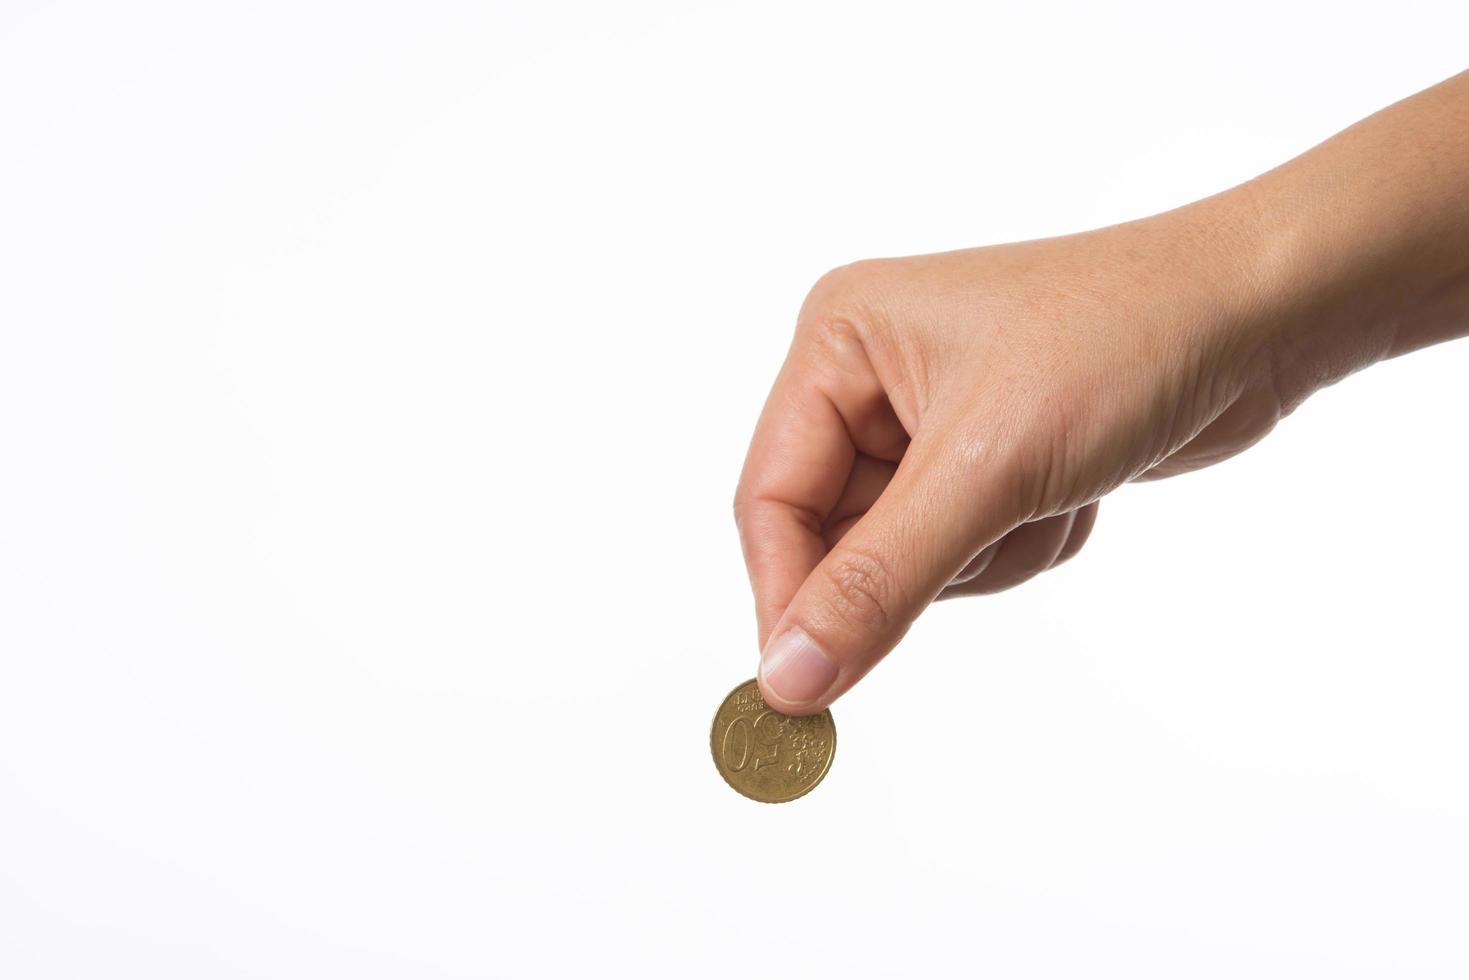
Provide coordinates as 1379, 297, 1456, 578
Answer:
734, 202, 1294, 714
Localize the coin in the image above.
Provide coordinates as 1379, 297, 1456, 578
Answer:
710, 678, 836, 803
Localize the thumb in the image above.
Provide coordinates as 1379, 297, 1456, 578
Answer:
756, 440, 1017, 714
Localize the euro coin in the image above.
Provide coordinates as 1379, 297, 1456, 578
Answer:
710, 678, 835, 803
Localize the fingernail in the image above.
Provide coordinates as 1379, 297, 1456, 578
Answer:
759, 626, 838, 707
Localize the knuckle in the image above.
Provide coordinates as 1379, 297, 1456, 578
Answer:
731, 488, 755, 533
818, 547, 896, 635
803, 260, 868, 309
797, 260, 889, 341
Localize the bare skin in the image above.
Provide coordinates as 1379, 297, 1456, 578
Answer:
735, 70, 1469, 715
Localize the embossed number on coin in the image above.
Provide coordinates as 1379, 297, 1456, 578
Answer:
710, 678, 835, 803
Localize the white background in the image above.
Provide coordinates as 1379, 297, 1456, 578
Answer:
2, 2, 1467, 977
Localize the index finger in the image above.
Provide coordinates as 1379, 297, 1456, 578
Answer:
733, 324, 909, 647
733, 354, 853, 647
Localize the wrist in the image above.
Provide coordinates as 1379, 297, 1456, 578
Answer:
1198, 178, 1421, 414
1216, 75, 1469, 410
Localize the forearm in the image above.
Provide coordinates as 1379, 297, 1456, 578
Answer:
1231, 69, 1469, 407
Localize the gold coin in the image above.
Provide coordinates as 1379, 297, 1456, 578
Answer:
710, 678, 835, 803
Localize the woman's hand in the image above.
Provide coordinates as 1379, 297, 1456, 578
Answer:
736, 68, 1469, 715
734, 204, 1292, 713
